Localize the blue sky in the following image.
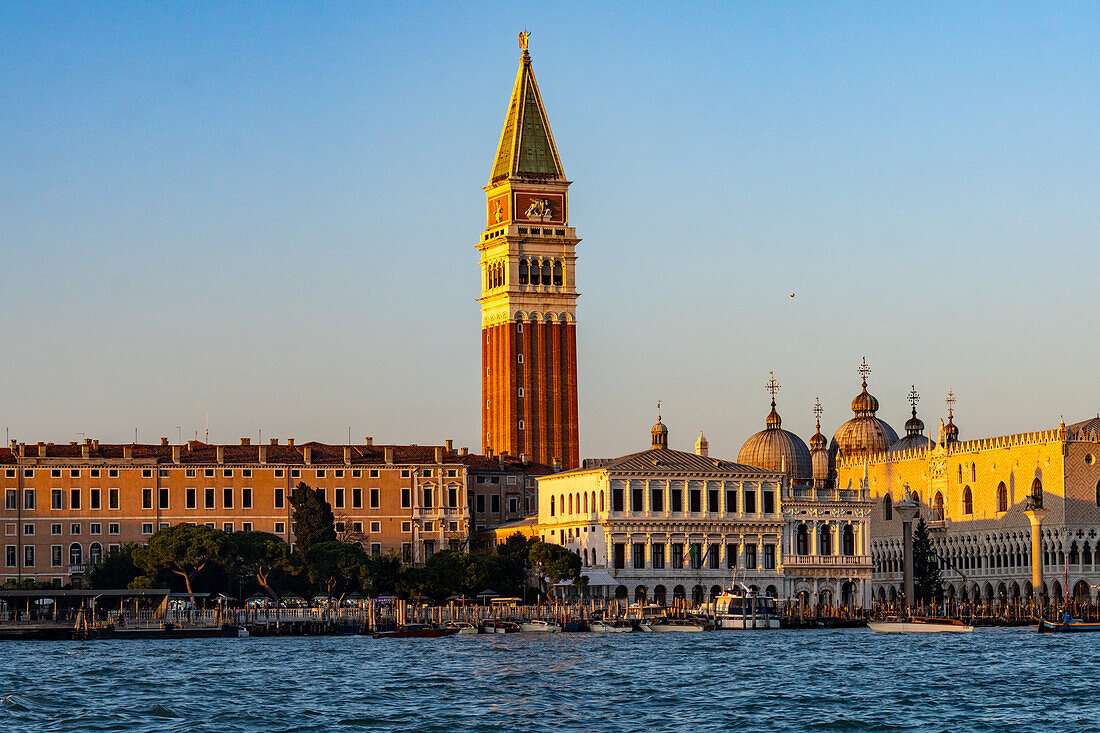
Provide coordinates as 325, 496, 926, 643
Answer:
1, 2, 1098, 458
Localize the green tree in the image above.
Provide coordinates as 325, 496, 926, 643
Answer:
289, 482, 336, 555
361, 553, 402, 597
225, 531, 290, 601
306, 540, 366, 600
87, 543, 142, 589
133, 523, 226, 596
528, 541, 581, 597
913, 516, 943, 607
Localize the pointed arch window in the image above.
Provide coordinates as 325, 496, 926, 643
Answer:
883, 494, 893, 521
997, 482, 1008, 513
962, 486, 973, 515
933, 491, 944, 521
1031, 478, 1043, 509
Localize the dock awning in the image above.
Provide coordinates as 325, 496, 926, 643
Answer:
553, 570, 617, 587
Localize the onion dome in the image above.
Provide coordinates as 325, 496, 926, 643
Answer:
831, 359, 898, 460
941, 389, 959, 445
810, 399, 829, 485
889, 385, 934, 453
651, 401, 668, 449
738, 373, 812, 484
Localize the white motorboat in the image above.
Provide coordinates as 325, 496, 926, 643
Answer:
519, 619, 562, 633
711, 587, 781, 630
444, 621, 479, 635
638, 619, 710, 632
868, 617, 973, 633
589, 619, 633, 633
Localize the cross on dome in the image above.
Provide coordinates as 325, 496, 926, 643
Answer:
908, 385, 920, 416
765, 371, 781, 406
813, 398, 823, 425
858, 357, 871, 388
946, 389, 956, 419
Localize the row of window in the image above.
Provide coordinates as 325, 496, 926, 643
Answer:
473, 494, 526, 515
610, 542, 777, 571
550, 486, 776, 517
5, 522, 121, 536
3, 467, 454, 480
881, 478, 1050, 520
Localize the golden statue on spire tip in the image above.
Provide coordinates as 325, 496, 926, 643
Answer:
519, 31, 530, 51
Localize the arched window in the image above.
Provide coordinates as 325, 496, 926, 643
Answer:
796, 524, 809, 555
997, 482, 1008, 513
599, 491, 604, 512
591, 491, 596, 514
583, 493, 588, 513
553, 260, 563, 286
550, 496, 555, 516
634, 585, 647, 604
932, 492, 944, 521
541, 260, 551, 285
883, 494, 893, 521
971, 463, 977, 482
89, 542, 102, 565
568, 494, 573, 514
1031, 478, 1043, 508
518, 259, 529, 285
820, 526, 832, 556
958, 465, 963, 483
1095, 479, 1100, 508
962, 486, 973, 515
843, 525, 855, 555
69, 543, 82, 567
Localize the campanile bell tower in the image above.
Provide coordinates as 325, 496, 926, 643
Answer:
479, 34, 580, 469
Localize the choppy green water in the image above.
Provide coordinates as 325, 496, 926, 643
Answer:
0, 628, 1089, 732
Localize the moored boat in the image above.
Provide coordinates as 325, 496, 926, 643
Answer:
1037, 615, 1100, 633
868, 616, 973, 633
590, 619, 633, 633
639, 618, 711, 632
372, 624, 460, 639
480, 619, 521, 634
443, 621, 480, 635
711, 587, 780, 630
519, 619, 562, 633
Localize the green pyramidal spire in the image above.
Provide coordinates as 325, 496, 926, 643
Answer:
490, 48, 566, 184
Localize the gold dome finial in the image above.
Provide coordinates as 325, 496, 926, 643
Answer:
813, 397, 823, 430
908, 385, 920, 419
519, 30, 530, 52
765, 371, 781, 407
945, 388, 956, 420
858, 357, 871, 389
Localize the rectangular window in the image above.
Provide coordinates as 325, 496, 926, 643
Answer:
401, 488, 411, 508
159, 488, 169, 510
727, 544, 738, 569
745, 544, 757, 569
108, 469, 118, 479
242, 469, 252, 478
652, 543, 666, 569
671, 487, 683, 513
23, 523, 33, 536
142, 469, 152, 479
745, 489, 757, 514
70, 489, 81, 510
672, 543, 684, 569
690, 543, 703, 569
142, 489, 152, 510
89, 488, 101, 510
223, 522, 233, 532
508, 497, 518, 514
160, 469, 169, 477
90, 523, 101, 535
423, 521, 434, 532
275, 488, 284, 509
448, 521, 458, 532
109, 523, 120, 535
353, 488, 363, 509
401, 521, 412, 533
764, 544, 776, 570
23, 489, 35, 510
632, 543, 646, 569
631, 487, 644, 511
109, 488, 119, 510
476, 495, 485, 513
613, 543, 626, 570
52, 489, 64, 510
70, 523, 81, 535
763, 490, 775, 515
141, 523, 154, 535
422, 488, 433, 508
242, 522, 253, 532
205, 488, 215, 509
370, 521, 381, 533
448, 487, 458, 508
242, 488, 252, 509
370, 488, 380, 509
335, 521, 346, 533
5, 546, 15, 567
726, 489, 737, 514
708, 544, 720, 569
490, 495, 500, 513
334, 470, 343, 478
274, 469, 284, 478
274, 522, 285, 534
650, 488, 664, 512
371, 543, 382, 556
205, 469, 215, 478
4, 490, 15, 510
223, 488, 233, 509
423, 469, 433, 478
316, 470, 325, 479
612, 488, 624, 512
51, 523, 61, 535
51, 545, 62, 567
186, 469, 196, 478
402, 543, 412, 562
369, 469, 379, 478
707, 488, 719, 513
689, 489, 702, 513
24, 545, 34, 567
186, 488, 197, 509
334, 488, 345, 508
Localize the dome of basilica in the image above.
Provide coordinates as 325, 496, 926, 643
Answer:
738, 401, 812, 484
888, 385, 934, 454
830, 361, 897, 460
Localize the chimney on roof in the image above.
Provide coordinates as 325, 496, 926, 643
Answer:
258, 445, 267, 464
172, 445, 180, 463
498, 453, 505, 469
552, 457, 562, 472
270, 438, 278, 445
445, 439, 453, 453
38, 443, 46, 458
16, 443, 24, 458
240, 437, 251, 446
287, 438, 295, 447
460, 447, 468, 456
435, 447, 443, 464
344, 446, 351, 466
81, 443, 90, 459
303, 446, 312, 465
384, 447, 394, 464
365, 436, 373, 447
123, 446, 133, 460
160, 437, 169, 446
